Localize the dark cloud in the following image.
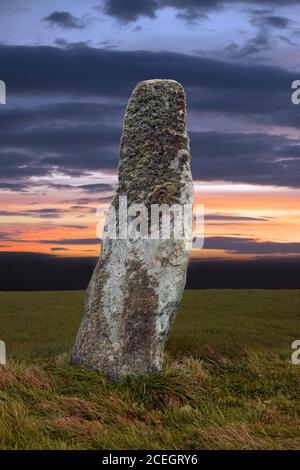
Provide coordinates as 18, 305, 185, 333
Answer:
77, 183, 115, 193
0, 208, 66, 218
219, 11, 293, 61
69, 205, 96, 213
0, 101, 122, 185
62, 197, 105, 204
0, 232, 11, 240
37, 238, 98, 245
31, 208, 65, 217
0, 182, 28, 192
250, 11, 292, 30
1, 104, 300, 188
278, 35, 297, 46
101, 0, 300, 23
0, 45, 294, 97
1, 45, 298, 123
0, 149, 51, 180
263, 15, 292, 29
60, 224, 87, 229
43, 11, 86, 29
39, 184, 113, 195
98, 195, 114, 203
0, 102, 123, 131
205, 236, 300, 254
102, 0, 158, 23
1, 79, 296, 132
51, 247, 69, 251
13, 234, 300, 255
224, 31, 271, 58
1, 46, 300, 189
190, 131, 300, 188
205, 214, 270, 221
188, 85, 295, 123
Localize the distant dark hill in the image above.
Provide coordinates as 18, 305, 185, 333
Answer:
0, 252, 299, 290
0, 252, 95, 291
187, 257, 300, 289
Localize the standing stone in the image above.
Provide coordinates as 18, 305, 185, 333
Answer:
72, 79, 193, 380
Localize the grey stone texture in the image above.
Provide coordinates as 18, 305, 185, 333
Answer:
72, 79, 193, 380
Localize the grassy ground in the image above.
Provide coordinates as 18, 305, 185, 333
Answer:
0, 289, 300, 449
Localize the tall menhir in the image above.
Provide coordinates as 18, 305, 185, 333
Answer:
72, 79, 193, 380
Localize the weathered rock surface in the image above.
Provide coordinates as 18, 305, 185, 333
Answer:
72, 79, 193, 380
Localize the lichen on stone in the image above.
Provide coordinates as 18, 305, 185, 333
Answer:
114, 80, 190, 210
72, 79, 193, 381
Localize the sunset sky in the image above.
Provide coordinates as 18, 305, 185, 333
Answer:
0, 0, 300, 261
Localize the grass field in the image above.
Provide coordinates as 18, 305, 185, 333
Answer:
0, 289, 300, 449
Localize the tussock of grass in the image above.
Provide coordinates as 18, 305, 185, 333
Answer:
0, 289, 300, 449
0, 350, 300, 449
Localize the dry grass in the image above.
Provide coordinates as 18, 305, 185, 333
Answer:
0, 350, 300, 449
0, 289, 300, 449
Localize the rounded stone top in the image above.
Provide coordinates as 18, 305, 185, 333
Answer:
124, 79, 187, 135
116, 79, 190, 207
132, 79, 185, 96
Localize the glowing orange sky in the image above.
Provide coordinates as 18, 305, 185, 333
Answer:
1, 179, 299, 260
